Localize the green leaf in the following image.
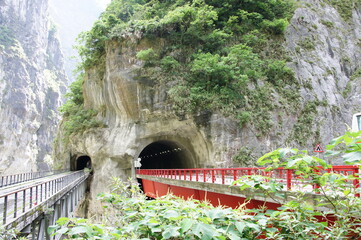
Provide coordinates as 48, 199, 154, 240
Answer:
56, 217, 70, 226
192, 223, 218, 240
180, 219, 194, 233
163, 210, 180, 219
55, 228, 69, 235
235, 222, 246, 233
162, 226, 180, 239
206, 209, 225, 220
68, 226, 88, 235
287, 159, 299, 168
343, 151, 361, 164
343, 189, 351, 196
47, 225, 59, 235
325, 150, 340, 157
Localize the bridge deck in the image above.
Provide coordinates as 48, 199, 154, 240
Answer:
0, 172, 72, 196
0, 170, 88, 233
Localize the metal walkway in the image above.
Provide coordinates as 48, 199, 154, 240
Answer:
0, 170, 89, 239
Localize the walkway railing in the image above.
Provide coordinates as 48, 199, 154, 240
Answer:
137, 166, 360, 193
0, 170, 67, 188
0, 170, 87, 226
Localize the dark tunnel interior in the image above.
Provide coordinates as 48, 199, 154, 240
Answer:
76, 156, 91, 170
138, 141, 194, 169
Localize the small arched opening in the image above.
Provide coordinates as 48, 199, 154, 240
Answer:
76, 156, 92, 170
138, 140, 195, 169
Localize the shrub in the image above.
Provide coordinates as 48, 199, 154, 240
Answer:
136, 48, 159, 66
261, 18, 289, 34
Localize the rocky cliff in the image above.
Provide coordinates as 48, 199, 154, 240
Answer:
54, 0, 361, 216
0, 0, 67, 174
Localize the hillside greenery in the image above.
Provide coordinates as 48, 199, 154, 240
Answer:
59, 73, 104, 142
49, 131, 361, 239
76, 0, 301, 136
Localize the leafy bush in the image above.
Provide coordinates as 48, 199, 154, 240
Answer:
136, 48, 159, 66
261, 18, 289, 34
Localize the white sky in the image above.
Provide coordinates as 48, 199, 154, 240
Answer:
95, 0, 112, 9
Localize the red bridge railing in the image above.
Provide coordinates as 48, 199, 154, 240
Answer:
137, 166, 360, 195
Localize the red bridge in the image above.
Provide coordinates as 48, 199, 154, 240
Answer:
136, 166, 360, 209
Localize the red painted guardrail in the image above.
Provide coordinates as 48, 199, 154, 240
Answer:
137, 166, 360, 195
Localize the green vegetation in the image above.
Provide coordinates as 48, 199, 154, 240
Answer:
75, 0, 299, 136
232, 147, 255, 166
298, 37, 315, 50
351, 67, 361, 81
49, 131, 361, 239
320, 19, 334, 28
0, 26, 15, 48
59, 73, 104, 142
326, 0, 360, 21
342, 81, 352, 98
288, 100, 327, 146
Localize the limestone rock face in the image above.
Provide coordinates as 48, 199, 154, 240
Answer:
0, 0, 67, 174
55, 1, 361, 216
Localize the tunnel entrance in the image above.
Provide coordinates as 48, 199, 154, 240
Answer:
76, 156, 91, 170
138, 141, 194, 169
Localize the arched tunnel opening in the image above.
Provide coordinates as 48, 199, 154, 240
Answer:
138, 140, 195, 169
76, 155, 92, 170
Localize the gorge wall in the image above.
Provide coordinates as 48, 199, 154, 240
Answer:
54, 0, 361, 216
0, 0, 67, 174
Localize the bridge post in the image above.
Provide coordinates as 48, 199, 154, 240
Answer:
31, 220, 36, 239
70, 190, 75, 214
61, 197, 67, 218
51, 202, 60, 226
67, 193, 72, 216
44, 213, 51, 240
37, 216, 46, 240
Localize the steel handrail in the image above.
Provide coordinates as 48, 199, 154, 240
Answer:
0, 170, 68, 188
0, 170, 87, 225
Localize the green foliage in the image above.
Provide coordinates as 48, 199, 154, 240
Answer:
232, 146, 254, 166
0, 26, 16, 47
298, 37, 315, 50
50, 179, 267, 239
320, 19, 334, 28
241, 130, 361, 238
59, 74, 104, 141
288, 101, 320, 146
351, 67, 361, 80
261, 18, 289, 34
76, 0, 298, 136
160, 56, 180, 71
136, 48, 159, 66
326, 130, 361, 164
342, 81, 352, 98
326, 0, 360, 21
